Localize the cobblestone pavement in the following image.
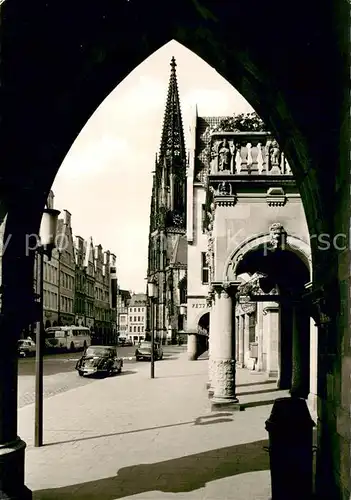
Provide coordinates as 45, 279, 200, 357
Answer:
18, 347, 181, 409
18, 348, 290, 500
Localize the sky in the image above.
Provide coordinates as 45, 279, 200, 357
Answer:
52, 40, 254, 293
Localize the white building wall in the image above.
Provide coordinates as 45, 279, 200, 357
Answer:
187, 185, 209, 333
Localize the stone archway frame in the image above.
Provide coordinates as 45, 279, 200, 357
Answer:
194, 309, 211, 333
223, 232, 312, 283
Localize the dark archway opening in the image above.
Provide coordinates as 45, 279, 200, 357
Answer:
236, 247, 310, 393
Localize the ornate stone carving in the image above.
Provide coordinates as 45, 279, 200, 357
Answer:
266, 187, 287, 207
217, 181, 232, 196
268, 139, 281, 174
210, 140, 221, 173
211, 359, 236, 399
218, 139, 231, 171
268, 222, 287, 251
236, 272, 278, 299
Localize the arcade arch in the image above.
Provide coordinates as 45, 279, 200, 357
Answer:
0, 1, 348, 499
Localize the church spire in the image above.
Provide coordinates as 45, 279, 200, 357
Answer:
159, 57, 186, 167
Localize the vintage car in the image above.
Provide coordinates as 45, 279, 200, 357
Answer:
135, 341, 163, 361
75, 345, 123, 377
18, 338, 36, 357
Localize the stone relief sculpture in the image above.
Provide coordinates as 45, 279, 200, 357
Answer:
228, 140, 236, 172
217, 181, 232, 196
218, 139, 231, 171
210, 140, 221, 173
270, 140, 281, 165
268, 222, 287, 250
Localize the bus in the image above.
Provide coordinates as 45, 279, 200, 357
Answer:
45, 326, 91, 352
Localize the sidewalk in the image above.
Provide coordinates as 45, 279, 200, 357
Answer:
19, 349, 289, 500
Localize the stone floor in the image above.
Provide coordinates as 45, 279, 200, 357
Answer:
18, 349, 300, 499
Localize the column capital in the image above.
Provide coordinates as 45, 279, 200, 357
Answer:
263, 301, 280, 313
211, 281, 240, 299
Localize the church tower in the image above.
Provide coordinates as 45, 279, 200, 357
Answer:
147, 57, 187, 344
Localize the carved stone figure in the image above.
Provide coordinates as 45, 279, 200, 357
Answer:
269, 222, 286, 250
218, 139, 231, 171
228, 140, 236, 172
210, 140, 221, 173
270, 139, 281, 166
217, 181, 232, 196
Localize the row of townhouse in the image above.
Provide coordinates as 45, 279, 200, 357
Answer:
116, 290, 148, 344
29, 191, 118, 343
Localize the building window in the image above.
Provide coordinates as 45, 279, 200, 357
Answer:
137, 326, 140, 332
133, 326, 136, 332
137, 316, 140, 322
201, 252, 209, 284
129, 326, 132, 332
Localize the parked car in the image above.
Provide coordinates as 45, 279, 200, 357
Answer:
75, 345, 123, 377
18, 339, 36, 357
135, 341, 163, 361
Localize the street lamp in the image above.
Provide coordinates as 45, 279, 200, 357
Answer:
147, 278, 157, 379
35, 207, 60, 447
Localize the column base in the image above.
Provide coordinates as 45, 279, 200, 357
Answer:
207, 388, 214, 399
188, 354, 198, 361
0, 437, 32, 499
267, 370, 279, 378
211, 397, 243, 412
205, 382, 211, 390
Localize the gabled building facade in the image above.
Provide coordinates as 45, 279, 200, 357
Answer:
147, 57, 187, 344
74, 235, 87, 326
56, 210, 75, 326
42, 190, 60, 329
116, 289, 131, 337
84, 237, 96, 332
128, 293, 147, 344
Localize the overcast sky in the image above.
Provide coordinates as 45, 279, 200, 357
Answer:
51, 40, 253, 293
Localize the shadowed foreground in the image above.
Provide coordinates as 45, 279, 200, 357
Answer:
34, 439, 270, 500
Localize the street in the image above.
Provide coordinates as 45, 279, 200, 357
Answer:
17, 345, 179, 409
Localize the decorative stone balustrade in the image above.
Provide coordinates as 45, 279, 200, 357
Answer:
209, 132, 292, 176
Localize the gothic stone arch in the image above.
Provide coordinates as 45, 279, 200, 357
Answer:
224, 233, 312, 282
0, 1, 348, 499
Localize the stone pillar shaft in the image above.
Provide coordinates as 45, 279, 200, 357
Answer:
263, 302, 280, 378
235, 316, 240, 361
291, 305, 310, 398
238, 314, 244, 366
211, 288, 238, 404
244, 313, 250, 367
187, 334, 198, 361
256, 301, 264, 371
208, 302, 217, 392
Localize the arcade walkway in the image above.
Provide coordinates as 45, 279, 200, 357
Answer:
18, 349, 305, 500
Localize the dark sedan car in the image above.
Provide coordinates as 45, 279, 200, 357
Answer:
135, 341, 163, 361
75, 345, 123, 377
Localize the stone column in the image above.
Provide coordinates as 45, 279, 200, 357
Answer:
291, 304, 310, 398
263, 302, 280, 379
308, 318, 318, 415
207, 301, 217, 395
235, 315, 240, 361
238, 314, 244, 367
244, 313, 250, 367
256, 301, 264, 371
187, 333, 198, 361
211, 285, 239, 410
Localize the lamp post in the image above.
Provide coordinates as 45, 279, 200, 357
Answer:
147, 279, 157, 379
35, 207, 60, 448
